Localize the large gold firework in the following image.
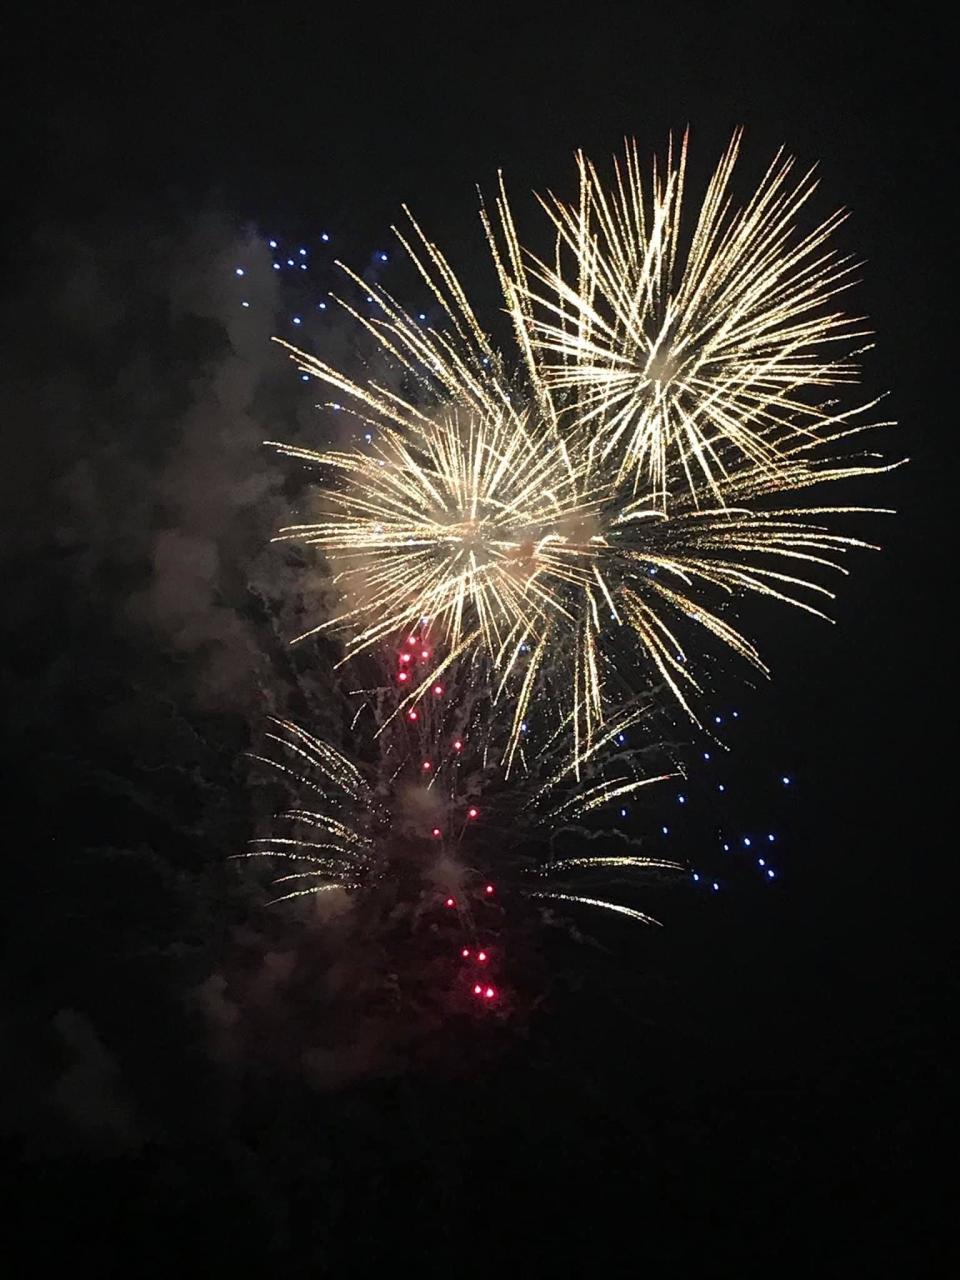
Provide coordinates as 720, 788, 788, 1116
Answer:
270, 137, 894, 763
489, 130, 888, 507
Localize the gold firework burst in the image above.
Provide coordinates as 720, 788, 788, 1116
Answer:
491, 130, 883, 507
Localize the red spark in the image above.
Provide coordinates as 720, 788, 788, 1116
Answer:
445, 897, 456, 908
461, 948, 471, 958
477, 950, 487, 962
484, 883, 494, 895
399, 653, 411, 664
422, 761, 432, 771
453, 740, 463, 751
483, 986, 495, 1000
398, 671, 409, 682
407, 710, 418, 721
468, 807, 478, 819
473, 983, 482, 995
432, 827, 441, 837
433, 684, 443, 695
420, 649, 430, 659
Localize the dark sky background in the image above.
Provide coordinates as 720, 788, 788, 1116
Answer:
1, 4, 951, 1275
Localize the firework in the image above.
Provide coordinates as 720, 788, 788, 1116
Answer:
491, 130, 890, 507
241, 644, 683, 968
269, 134, 895, 764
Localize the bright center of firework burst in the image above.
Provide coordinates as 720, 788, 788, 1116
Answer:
644, 347, 682, 387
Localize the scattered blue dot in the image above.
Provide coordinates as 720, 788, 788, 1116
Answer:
418, 313, 427, 321
620, 808, 627, 818
321, 233, 330, 242
767, 869, 776, 879
299, 248, 307, 256
273, 263, 281, 271
661, 826, 669, 835
692, 873, 700, 882
317, 302, 327, 310
300, 374, 309, 382
287, 258, 295, 266
235, 267, 245, 277
703, 752, 710, 761
678, 794, 686, 805
616, 734, 626, 744
241, 301, 250, 308
300, 263, 307, 271
732, 710, 739, 718
718, 784, 725, 793
268, 239, 278, 249
363, 433, 373, 443
722, 843, 730, 852
379, 252, 388, 262
767, 833, 775, 843
292, 317, 302, 325
781, 776, 791, 785
712, 882, 719, 892
714, 715, 722, 725
521, 722, 528, 732
758, 858, 766, 867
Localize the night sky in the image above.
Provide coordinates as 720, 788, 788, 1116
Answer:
1, 5, 951, 1275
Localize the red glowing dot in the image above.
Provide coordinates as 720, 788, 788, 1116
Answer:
421, 649, 430, 659
477, 950, 487, 962
399, 653, 411, 664
484, 986, 495, 1000
422, 761, 432, 771
398, 671, 409, 682
461, 948, 471, 958
445, 897, 456, 908
453, 740, 463, 751
407, 710, 418, 721
468, 807, 479, 819
433, 685, 443, 696
484, 884, 494, 895
432, 827, 441, 837
473, 983, 482, 995
407, 635, 417, 645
